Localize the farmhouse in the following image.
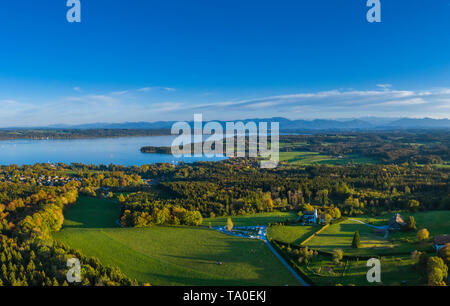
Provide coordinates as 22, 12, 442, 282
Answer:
302, 209, 318, 224
388, 213, 406, 231
433, 235, 450, 252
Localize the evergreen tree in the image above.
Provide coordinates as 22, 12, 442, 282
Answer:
352, 231, 361, 248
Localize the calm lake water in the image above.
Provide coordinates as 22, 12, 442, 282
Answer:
0, 136, 226, 166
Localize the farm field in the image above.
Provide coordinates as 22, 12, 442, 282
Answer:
203, 211, 297, 227
305, 255, 423, 286
305, 211, 450, 256
279, 141, 308, 148
267, 224, 320, 245
279, 151, 334, 165
279, 151, 377, 165
62, 196, 119, 228
354, 211, 450, 237
54, 197, 300, 286
431, 163, 450, 169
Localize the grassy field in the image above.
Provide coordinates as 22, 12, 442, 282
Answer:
279, 141, 308, 148
267, 224, 320, 245
315, 155, 378, 165
305, 254, 424, 286
269, 210, 448, 285
203, 211, 297, 227
279, 151, 377, 165
305, 211, 450, 256
62, 196, 119, 228
279, 152, 334, 165
55, 197, 300, 286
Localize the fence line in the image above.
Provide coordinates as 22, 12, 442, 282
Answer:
300, 223, 330, 246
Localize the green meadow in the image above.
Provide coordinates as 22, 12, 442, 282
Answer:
279, 151, 377, 165
203, 211, 297, 227
268, 210, 449, 286
267, 224, 320, 245
54, 197, 299, 286
305, 254, 423, 286
305, 211, 450, 256
279, 152, 334, 165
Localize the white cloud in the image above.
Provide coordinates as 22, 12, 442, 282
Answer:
138, 87, 151, 92
1, 99, 19, 105
152, 102, 183, 112
374, 98, 427, 106
137, 86, 176, 92
376, 84, 392, 90
184, 87, 450, 119
111, 90, 129, 95
0, 86, 448, 127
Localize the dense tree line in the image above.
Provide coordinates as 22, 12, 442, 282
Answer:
0, 167, 140, 286
0, 129, 170, 140
0, 235, 136, 286
280, 131, 450, 164
114, 158, 448, 223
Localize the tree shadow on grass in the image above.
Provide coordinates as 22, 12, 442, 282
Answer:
62, 197, 120, 229
145, 272, 271, 286
154, 238, 299, 286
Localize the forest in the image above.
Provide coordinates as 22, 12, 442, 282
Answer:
279, 131, 450, 164
0, 130, 448, 286
0, 128, 170, 140
141, 131, 450, 165
115, 159, 449, 227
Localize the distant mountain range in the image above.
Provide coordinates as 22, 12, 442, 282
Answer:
9, 117, 450, 131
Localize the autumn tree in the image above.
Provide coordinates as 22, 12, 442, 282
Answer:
406, 216, 417, 231
261, 192, 274, 212
226, 218, 234, 232
324, 214, 332, 224
408, 199, 420, 211
333, 249, 344, 264
427, 256, 448, 286
332, 207, 342, 219
438, 243, 450, 265
417, 229, 430, 242
117, 194, 126, 203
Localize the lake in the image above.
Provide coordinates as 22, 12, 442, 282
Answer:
0, 136, 226, 166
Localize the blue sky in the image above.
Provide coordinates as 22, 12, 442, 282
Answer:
0, 0, 449, 126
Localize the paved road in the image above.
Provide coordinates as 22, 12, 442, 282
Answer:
348, 219, 387, 230
260, 228, 310, 286
348, 219, 389, 238
214, 225, 310, 286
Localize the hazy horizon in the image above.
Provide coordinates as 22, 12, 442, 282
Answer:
1, 115, 449, 129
